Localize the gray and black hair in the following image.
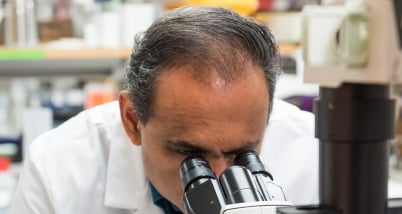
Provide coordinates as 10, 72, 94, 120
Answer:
126, 6, 281, 124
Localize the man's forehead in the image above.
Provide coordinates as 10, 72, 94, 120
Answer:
148, 64, 270, 123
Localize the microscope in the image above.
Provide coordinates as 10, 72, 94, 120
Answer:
180, 151, 292, 214
180, 0, 402, 213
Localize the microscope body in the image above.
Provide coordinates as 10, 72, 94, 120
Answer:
302, 0, 402, 87
289, 0, 402, 213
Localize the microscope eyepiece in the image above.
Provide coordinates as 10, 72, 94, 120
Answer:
180, 156, 225, 214
234, 151, 273, 180
219, 165, 263, 204
180, 156, 216, 192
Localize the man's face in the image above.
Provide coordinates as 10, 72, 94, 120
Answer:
120, 65, 269, 212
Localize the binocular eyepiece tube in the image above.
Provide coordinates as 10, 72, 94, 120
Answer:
180, 151, 287, 214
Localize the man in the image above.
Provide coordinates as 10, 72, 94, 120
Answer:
10, 6, 318, 214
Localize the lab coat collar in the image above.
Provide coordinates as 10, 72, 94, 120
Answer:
103, 104, 150, 210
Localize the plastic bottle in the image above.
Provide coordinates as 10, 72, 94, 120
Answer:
0, 157, 16, 214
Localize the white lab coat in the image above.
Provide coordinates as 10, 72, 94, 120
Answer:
10, 99, 318, 214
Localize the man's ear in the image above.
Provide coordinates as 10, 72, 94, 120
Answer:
119, 91, 142, 146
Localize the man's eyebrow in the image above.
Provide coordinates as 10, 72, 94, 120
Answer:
166, 140, 209, 153
166, 139, 260, 155
221, 140, 260, 156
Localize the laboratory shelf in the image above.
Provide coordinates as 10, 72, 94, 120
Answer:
0, 48, 131, 77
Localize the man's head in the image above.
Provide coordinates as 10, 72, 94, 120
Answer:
119, 6, 281, 212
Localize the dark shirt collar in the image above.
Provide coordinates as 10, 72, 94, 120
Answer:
149, 183, 183, 214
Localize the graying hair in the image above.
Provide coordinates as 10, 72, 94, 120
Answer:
126, 6, 281, 124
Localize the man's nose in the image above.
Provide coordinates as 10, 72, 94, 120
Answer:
208, 156, 233, 177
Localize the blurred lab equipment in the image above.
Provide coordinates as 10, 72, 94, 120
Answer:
3, 0, 38, 46
0, 157, 16, 214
